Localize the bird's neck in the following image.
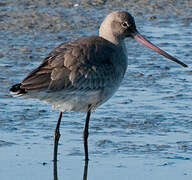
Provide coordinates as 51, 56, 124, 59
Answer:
99, 32, 125, 45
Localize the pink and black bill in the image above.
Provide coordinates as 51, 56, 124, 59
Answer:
132, 30, 187, 67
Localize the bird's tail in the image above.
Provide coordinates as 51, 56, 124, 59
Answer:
9, 83, 27, 96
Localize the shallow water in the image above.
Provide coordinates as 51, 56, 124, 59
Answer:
1, 5, 192, 180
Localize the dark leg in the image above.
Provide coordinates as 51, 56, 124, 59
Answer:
83, 107, 91, 161
53, 111, 63, 162
83, 159, 89, 180
53, 159, 58, 180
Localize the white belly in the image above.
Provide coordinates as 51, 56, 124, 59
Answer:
23, 82, 121, 112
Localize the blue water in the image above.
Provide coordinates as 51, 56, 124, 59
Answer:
0, 9, 192, 180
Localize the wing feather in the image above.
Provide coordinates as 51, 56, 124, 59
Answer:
21, 36, 118, 92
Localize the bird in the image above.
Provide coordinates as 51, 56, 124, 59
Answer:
10, 11, 187, 161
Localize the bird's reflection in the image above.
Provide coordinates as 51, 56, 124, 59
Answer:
53, 159, 89, 180
53, 159, 58, 180
83, 160, 89, 180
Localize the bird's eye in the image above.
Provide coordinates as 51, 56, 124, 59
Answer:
121, 22, 129, 28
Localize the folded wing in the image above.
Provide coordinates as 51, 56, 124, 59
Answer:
20, 36, 117, 92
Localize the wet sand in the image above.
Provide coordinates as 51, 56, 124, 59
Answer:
0, 0, 191, 32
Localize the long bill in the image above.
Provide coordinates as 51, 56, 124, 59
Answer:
132, 31, 188, 67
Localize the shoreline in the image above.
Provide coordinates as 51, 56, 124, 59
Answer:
0, 0, 191, 32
